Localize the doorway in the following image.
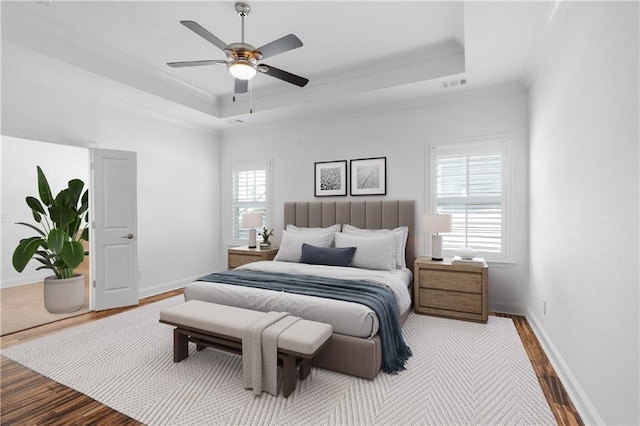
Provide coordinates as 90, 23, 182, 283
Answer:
0, 136, 91, 334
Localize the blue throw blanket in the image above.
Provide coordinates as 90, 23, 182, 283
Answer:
198, 270, 412, 374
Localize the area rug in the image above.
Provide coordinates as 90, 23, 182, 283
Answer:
1, 296, 555, 425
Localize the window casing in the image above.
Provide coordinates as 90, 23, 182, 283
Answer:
231, 161, 272, 244
428, 139, 510, 261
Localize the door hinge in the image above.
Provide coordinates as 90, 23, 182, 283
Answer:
92, 280, 96, 288
92, 221, 95, 229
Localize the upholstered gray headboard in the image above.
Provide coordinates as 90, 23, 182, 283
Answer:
283, 200, 416, 271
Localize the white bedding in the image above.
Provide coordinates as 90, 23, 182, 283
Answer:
184, 261, 413, 339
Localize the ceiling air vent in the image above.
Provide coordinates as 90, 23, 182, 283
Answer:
226, 118, 245, 125
440, 78, 467, 88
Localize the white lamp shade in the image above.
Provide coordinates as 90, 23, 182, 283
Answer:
228, 61, 257, 80
423, 214, 452, 233
241, 213, 263, 228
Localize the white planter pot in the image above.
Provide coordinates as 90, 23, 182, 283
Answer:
43, 274, 85, 314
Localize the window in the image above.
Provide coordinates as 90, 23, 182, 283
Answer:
429, 139, 510, 261
231, 161, 271, 243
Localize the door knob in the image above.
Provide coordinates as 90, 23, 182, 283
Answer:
122, 234, 134, 239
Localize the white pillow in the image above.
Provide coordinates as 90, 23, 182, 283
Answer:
274, 230, 335, 262
342, 224, 409, 269
286, 224, 341, 233
334, 232, 396, 271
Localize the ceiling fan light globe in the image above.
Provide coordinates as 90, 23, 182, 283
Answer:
228, 61, 257, 80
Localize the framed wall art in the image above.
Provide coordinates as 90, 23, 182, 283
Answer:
314, 160, 347, 197
350, 157, 386, 196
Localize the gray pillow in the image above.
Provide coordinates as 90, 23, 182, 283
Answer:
274, 230, 335, 262
300, 243, 356, 267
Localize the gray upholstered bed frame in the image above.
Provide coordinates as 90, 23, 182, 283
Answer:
283, 200, 416, 379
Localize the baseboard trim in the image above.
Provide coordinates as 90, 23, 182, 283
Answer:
526, 308, 604, 425
1, 273, 50, 289
489, 302, 527, 316
137, 274, 202, 299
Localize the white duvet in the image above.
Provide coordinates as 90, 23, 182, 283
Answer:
184, 261, 413, 339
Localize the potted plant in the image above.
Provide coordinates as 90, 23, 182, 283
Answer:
259, 226, 274, 250
12, 166, 89, 313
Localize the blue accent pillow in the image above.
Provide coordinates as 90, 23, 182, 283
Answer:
300, 243, 357, 267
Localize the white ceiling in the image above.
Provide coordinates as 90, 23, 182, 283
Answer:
1, 1, 554, 131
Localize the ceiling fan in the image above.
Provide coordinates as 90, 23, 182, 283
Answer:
167, 2, 309, 98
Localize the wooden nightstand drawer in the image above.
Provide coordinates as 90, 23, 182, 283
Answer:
419, 288, 482, 314
227, 246, 278, 270
419, 269, 481, 293
228, 253, 261, 269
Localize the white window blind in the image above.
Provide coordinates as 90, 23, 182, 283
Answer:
429, 140, 509, 260
231, 161, 271, 243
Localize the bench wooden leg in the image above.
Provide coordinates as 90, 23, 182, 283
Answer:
299, 358, 311, 380
282, 355, 296, 398
196, 343, 206, 351
174, 328, 189, 362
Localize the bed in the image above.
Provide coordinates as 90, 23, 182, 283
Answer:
185, 200, 416, 379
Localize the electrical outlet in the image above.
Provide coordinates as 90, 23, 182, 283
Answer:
543, 299, 547, 316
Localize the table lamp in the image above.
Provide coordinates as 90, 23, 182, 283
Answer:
423, 214, 452, 261
242, 213, 263, 248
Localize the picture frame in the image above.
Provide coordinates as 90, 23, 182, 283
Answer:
314, 160, 347, 197
350, 157, 387, 196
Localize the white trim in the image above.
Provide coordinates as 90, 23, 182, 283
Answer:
526, 308, 604, 425
1, 273, 50, 288
137, 274, 203, 299
489, 302, 526, 316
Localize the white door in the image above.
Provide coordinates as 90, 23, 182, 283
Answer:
91, 148, 138, 310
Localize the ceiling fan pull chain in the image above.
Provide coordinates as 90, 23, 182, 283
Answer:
249, 79, 253, 114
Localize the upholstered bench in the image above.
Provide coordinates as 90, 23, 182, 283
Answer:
159, 300, 332, 397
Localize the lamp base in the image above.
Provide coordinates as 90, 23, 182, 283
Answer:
248, 228, 257, 248
431, 234, 444, 261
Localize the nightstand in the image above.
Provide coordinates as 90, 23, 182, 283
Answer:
414, 257, 488, 323
227, 245, 278, 270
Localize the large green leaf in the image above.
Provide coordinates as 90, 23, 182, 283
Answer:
32, 210, 42, 223
54, 189, 72, 208
68, 179, 84, 207
61, 241, 84, 269
49, 205, 75, 227
68, 216, 81, 239
78, 189, 89, 218
26, 196, 45, 215
47, 228, 65, 254
36, 166, 53, 207
12, 237, 44, 272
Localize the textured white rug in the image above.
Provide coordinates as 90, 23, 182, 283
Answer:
2, 296, 555, 425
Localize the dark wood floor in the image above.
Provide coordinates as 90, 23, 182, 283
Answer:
1, 291, 582, 425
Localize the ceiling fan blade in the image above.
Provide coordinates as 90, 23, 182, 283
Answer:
234, 79, 248, 94
167, 60, 226, 68
180, 20, 228, 52
259, 64, 309, 87
255, 34, 303, 59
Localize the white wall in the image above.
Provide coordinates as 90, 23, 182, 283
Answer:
1, 45, 223, 298
529, 2, 639, 424
221, 87, 530, 313
1, 136, 89, 287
